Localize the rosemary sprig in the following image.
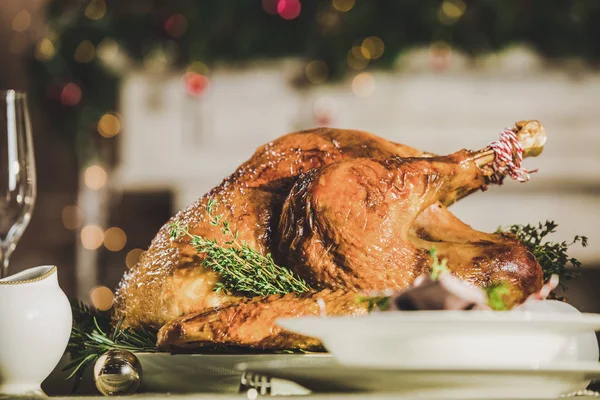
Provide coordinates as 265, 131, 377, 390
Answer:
169, 199, 312, 297
498, 220, 588, 289
64, 300, 158, 388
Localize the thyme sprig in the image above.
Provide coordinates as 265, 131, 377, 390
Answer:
498, 220, 588, 289
64, 301, 158, 388
169, 199, 312, 297
429, 247, 449, 280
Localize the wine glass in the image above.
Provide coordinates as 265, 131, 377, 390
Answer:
0, 90, 36, 278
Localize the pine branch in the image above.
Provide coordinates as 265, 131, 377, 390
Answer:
64, 300, 158, 389
498, 220, 588, 290
169, 200, 312, 297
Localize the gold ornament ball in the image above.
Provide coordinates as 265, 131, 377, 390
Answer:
94, 349, 142, 396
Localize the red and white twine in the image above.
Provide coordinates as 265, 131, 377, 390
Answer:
489, 128, 537, 183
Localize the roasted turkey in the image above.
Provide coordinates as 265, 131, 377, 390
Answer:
114, 120, 547, 351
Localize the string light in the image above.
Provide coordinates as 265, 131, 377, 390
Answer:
164, 14, 188, 38
277, 0, 301, 20
347, 46, 369, 70
104, 227, 127, 252
98, 112, 121, 138
429, 41, 453, 71
74, 40, 95, 63
183, 72, 209, 96
305, 60, 329, 84
81, 225, 105, 250
34, 38, 56, 61
332, 0, 355, 12
12, 9, 31, 32
125, 248, 144, 269
60, 83, 82, 106
97, 38, 118, 62
85, 0, 106, 20
90, 285, 114, 311
352, 72, 375, 97
143, 48, 169, 74
186, 61, 210, 76
361, 36, 384, 60
439, 0, 466, 25
84, 165, 107, 190
62, 205, 83, 230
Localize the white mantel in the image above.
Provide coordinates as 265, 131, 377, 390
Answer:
115, 51, 600, 264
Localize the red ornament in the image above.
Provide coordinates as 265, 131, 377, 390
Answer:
277, 0, 301, 20
183, 72, 209, 96
60, 83, 82, 106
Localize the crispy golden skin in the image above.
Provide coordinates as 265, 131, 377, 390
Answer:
114, 122, 545, 350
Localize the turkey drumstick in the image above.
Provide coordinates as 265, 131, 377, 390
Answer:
278, 125, 545, 294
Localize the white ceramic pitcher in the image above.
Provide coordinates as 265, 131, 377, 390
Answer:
0, 265, 72, 396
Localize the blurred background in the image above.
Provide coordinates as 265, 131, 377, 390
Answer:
1, 0, 599, 313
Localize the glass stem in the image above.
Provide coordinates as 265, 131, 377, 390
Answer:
0, 244, 9, 279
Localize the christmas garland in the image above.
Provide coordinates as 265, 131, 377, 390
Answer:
30, 0, 600, 160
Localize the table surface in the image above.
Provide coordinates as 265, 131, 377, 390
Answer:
44, 395, 599, 400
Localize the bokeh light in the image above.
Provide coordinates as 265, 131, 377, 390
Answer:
62, 205, 83, 230
85, 0, 106, 20
429, 41, 453, 71
183, 72, 210, 96
143, 48, 169, 74
104, 227, 127, 252
34, 38, 56, 61
361, 36, 385, 60
90, 285, 114, 311
126, 248, 144, 269
12, 9, 31, 32
98, 112, 121, 138
352, 72, 375, 97
97, 38, 118, 62
60, 83, 82, 106
332, 0, 355, 12
261, 0, 278, 15
164, 14, 188, 38
277, 0, 301, 20
187, 61, 210, 76
74, 40, 95, 63
439, 0, 466, 25
81, 225, 105, 250
305, 60, 329, 84
84, 165, 107, 190
313, 97, 337, 126
347, 46, 369, 70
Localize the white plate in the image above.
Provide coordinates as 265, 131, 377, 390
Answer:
238, 356, 600, 399
277, 311, 600, 368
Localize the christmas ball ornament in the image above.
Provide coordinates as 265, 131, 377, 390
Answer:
94, 349, 142, 396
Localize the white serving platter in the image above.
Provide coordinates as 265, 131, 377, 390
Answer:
277, 310, 600, 369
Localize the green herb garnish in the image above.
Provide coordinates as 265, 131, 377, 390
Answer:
484, 282, 511, 311
356, 295, 391, 312
429, 247, 449, 280
64, 301, 158, 388
498, 221, 588, 289
169, 199, 312, 297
